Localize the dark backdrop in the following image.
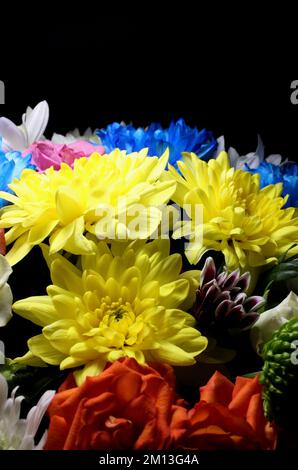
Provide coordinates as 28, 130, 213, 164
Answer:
1, 15, 298, 425
1, 16, 298, 159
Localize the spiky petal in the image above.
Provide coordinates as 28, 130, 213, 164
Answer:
0, 374, 55, 450
193, 257, 264, 331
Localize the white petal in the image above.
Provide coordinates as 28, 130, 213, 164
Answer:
0, 255, 12, 288
22, 106, 33, 124
245, 154, 261, 169
3, 393, 23, 424
11, 418, 27, 443
83, 127, 92, 137
51, 132, 68, 144
0, 379, 54, 450
216, 135, 225, 155
0, 374, 8, 415
24, 100, 49, 145
256, 134, 265, 160
25, 390, 55, 437
228, 146, 240, 168
19, 435, 36, 450
70, 128, 80, 138
0, 283, 13, 327
251, 292, 298, 354
266, 154, 282, 166
0, 117, 27, 151
34, 430, 48, 450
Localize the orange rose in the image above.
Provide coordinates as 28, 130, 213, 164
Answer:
180, 371, 277, 450
45, 358, 187, 450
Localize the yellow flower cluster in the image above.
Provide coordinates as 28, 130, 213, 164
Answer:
4, 148, 298, 385
13, 239, 207, 385
165, 151, 298, 272
0, 149, 175, 265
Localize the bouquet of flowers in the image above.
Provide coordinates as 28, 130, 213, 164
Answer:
0, 101, 298, 451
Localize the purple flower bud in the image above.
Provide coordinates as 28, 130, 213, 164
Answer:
193, 256, 263, 332
236, 272, 251, 291
243, 296, 265, 312
223, 269, 241, 290
215, 300, 232, 321
200, 257, 217, 285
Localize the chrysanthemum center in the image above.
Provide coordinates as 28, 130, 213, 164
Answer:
225, 182, 246, 209
112, 308, 126, 321
100, 300, 136, 331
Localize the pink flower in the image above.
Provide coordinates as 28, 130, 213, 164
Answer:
27, 140, 105, 171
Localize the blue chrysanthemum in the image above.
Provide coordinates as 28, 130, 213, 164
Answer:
246, 161, 298, 208
0, 141, 35, 208
97, 119, 218, 167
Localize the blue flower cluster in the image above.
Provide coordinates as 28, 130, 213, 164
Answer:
0, 141, 35, 208
246, 161, 298, 208
97, 118, 218, 167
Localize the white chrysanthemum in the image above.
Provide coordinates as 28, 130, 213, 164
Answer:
0, 255, 13, 327
251, 292, 298, 354
216, 135, 283, 169
0, 374, 55, 450
51, 127, 101, 145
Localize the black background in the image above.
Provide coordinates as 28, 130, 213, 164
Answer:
0, 13, 297, 352
1, 13, 298, 356
0, 14, 298, 455
1, 15, 298, 160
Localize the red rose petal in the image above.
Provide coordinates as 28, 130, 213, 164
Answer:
229, 375, 261, 417
44, 415, 69, 450
0, 229, 6, 255
200, 371, 234, 406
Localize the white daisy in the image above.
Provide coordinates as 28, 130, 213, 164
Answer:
0, 374, 55, 450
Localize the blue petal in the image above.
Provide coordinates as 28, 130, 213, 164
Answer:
246, 161, 298, 208
97, 119, 218, 168
0, 147, 35, 207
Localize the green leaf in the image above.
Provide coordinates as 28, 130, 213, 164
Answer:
261, 256, 298, 288
278, 244, 298, 264
0, 359, 27, 381
259, 281, 274, 312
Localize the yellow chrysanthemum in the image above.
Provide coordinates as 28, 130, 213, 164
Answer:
12, 239, 207, 385
165, 151, 298, 272
0, 149, 176, 266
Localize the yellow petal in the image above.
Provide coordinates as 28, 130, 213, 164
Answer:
28, 220, 58, 245
56, 187, 85, 225
12, 350, 48, 367
28, 334, 66, 365
159, 279, 190, 308
50, 258, 84, 295
151, 341, 197, 365
13, 296, 57, 326
5, 233, 32, 266
74, 359, 106, 385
